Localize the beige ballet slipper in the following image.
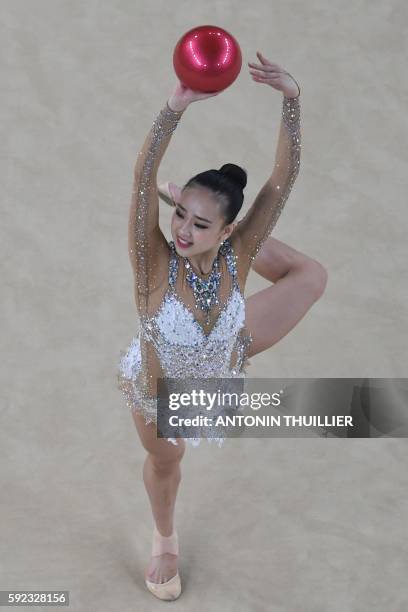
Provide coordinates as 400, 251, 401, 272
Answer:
144, 524, 182, 601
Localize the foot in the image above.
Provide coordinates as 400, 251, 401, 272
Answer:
145, 524, 179, 585
145, 551, 179, 584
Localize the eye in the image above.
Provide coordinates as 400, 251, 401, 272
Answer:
175, 209, 208, 229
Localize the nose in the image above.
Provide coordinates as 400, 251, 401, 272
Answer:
179, 220, 192, 237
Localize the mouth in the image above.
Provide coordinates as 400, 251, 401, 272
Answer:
176, 235, 193, 248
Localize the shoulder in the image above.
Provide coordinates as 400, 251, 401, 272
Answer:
221, 234, 248, 289
135, 237, 174, 297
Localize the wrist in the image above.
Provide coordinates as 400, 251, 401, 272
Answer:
282, 72, 301, 99
167, 97, 188, 113
283, 86, 300, 99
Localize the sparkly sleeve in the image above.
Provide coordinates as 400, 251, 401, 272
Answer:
233, 92, 301, 278
128, 101, 185, 313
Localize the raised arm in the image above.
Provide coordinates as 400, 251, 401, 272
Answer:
128, 101, 185, 313
232, 55, 301, 281
128, 81, 222, 317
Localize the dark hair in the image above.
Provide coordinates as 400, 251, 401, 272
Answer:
182, 163, 247, 225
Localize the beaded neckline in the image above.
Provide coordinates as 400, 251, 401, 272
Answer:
182, 249, 222, 324
168, 238, 238, 285
149, 237, 242, 339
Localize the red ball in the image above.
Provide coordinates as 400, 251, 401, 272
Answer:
173, 25, 242, 93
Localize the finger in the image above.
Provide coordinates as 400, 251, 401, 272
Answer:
254, 53, 281, 70
249, 61, 282, 73
249, 68, 280, 78
252, 74, 280, 82
251, 75, 271, 82
256, 51, 268, 65
248, 63, 277, 73
256, 51, 278, 67
249, 65, 277, 73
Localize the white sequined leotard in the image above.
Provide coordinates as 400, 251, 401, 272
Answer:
118, 237, 252, 447
117, 90, 301, 448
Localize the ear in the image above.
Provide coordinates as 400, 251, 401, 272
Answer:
222, 222, 237, 240
228, 222, 237, 236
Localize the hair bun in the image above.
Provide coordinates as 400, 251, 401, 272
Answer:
219, 163, 247, 191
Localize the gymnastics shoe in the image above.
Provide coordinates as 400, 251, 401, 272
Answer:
144, 523, 182, 601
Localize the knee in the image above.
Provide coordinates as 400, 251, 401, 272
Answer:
302, 260, 328, 301
148, 445, 185, 476
314, 263, 328, 299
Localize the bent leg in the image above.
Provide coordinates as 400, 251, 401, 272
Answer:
245, 260, 327, 359
251, 235, 325, 283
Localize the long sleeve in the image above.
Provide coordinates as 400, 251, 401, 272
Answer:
128, 101, 185, 317
233, 93, 301, 279
121, 101, 185, 410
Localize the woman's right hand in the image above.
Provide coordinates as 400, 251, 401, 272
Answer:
168, 79, 222, 111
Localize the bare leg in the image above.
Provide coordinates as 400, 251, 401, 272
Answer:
251, 235, 326, 284
133, 411, 186, 584
142, 452, 182, 537
246, 236, 327, 357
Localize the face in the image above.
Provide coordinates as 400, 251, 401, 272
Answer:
170, 186, 235, 255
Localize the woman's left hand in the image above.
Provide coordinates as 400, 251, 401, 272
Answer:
248, 51, 300, 98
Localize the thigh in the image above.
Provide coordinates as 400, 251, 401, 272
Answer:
244, 267, 320, 359
132, 409, 186, 461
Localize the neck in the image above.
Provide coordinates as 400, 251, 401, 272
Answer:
186, 244, 221, 276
